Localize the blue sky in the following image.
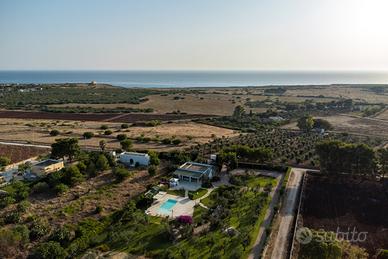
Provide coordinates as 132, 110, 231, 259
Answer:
1, 0, 388, 70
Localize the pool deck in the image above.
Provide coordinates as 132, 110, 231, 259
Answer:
146, 193, 196, 218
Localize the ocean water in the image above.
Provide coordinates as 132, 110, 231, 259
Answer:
0, 70, 387, 88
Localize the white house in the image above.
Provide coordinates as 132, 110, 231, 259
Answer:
173, 161, 214, 184
118, 152, 150, 167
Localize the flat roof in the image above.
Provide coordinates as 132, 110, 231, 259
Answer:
34, 159, 62, 167
180, 162, 212, 173
120, 152, 149, 157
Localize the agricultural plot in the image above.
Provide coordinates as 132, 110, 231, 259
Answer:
0, 144, 49, 163
300, 174, 388, 256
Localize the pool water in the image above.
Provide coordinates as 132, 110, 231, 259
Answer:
159, 199, 178, 214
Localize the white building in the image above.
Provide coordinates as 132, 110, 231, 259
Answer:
118, 152, 150, 167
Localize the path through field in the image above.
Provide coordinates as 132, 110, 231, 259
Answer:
269, 168, 305, 259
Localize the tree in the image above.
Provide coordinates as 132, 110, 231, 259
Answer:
63, 165, 84, 186
51, 138, 80, 162
83, 132, 94, 139
378, 148, 388, 179
233, 105, 245, 118
116, 134, 127, 141
120, 139, 132, 151
99, 140, 107, 151
148, 165, 157, 176
113, 166, 131, 182
313, 118, 333, 130
95, 154, 109, 171
148, 150, 160, 166
297, 115, 314, 132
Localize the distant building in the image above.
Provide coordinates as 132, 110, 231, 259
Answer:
118, 152, 150, 167
173, 162, 214, 184
31, 159, 64, 177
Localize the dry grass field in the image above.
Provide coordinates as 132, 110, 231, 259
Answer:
0, 118, 238, 151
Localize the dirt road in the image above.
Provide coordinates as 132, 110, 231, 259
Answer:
269, 168, 305, 259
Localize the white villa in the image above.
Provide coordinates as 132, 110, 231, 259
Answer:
118, 152, 150, 167
173, 161, 214, 184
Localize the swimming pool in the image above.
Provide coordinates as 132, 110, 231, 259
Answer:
159, 199, 178, 215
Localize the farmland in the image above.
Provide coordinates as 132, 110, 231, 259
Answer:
0, 144, 49, 164
299, 173, 388, 256
0, 118, 238, 152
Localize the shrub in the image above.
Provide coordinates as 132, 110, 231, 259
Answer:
162, 138, 172, 144
121, 123, 129, 129
95, 154, 109, 171
148, 165, 157, 176
30, 219, 50, 240
49, 226, 73, 246
95, 205, 103, 214
83, 132, 94, 139
148, 150, 160, 166
31, 241, 67, 259
113, 166, 131, 182
104, 130, 112, 135
0, 156, 11, 167
116, 134, 127, 141
54, 184, 69, 195
100, 125, 108, 130
49, 130, 60, 136
31, 182, 50, 194
172, 139, 181, 145
177, 215, 193, 224
120, 139, 132, 151
5, 211, 21, 224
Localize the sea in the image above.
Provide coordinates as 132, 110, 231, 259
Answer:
0, 70, 388, 88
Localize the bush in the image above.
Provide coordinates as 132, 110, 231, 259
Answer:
104, 130, 112, 135
49, 226, 73, 246
31, 182, 50, 194
83, 132, 94, 139
120, 139, 132, 151
116, 134, 127, 141
148, 165, 157, 176
121, 123, 129, 129
95, 154, 109, 171
148, 150, 160, 166
177, 215, 193, 224
30, 219, 50, 240
100, 125, 108, 130
54, 184, 69, 195
49, 130, 60, 136
0, 156, 11, 167
162, 138, 172, 145
5, 211, 21, 224
113, 166, 131, 182
31, 241, 67, 259
172, 139, 181, 145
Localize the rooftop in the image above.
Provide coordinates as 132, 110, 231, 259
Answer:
34, 159, 62, 167
176, 162, 213, 175
120, 152, 149, 157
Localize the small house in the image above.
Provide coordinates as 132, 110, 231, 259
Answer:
118, 152, 150, 167
173, 162, 214, 184
31, 159, 64, 177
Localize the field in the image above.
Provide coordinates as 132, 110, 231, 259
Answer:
0, 110, 211, 122
0, 144, 49, 163
0, 118, 238, 151
283, 114, 388, 140
300, 173, 388, 256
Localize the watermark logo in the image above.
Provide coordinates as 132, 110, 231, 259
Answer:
295, 227, 368, 244
296, 227, 313, 244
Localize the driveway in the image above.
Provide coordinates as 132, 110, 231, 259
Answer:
268, 168, 305, 259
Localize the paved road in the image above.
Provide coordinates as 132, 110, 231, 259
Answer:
247, 171, 283, 259
269, 168, 305, 259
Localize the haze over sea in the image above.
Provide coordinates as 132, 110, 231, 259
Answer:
0, 71, 388, 88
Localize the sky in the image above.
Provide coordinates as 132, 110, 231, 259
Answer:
1, 0, 388, 71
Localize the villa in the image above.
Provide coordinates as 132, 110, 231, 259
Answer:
118, 152, 150, 167
173, 161, 215, 184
